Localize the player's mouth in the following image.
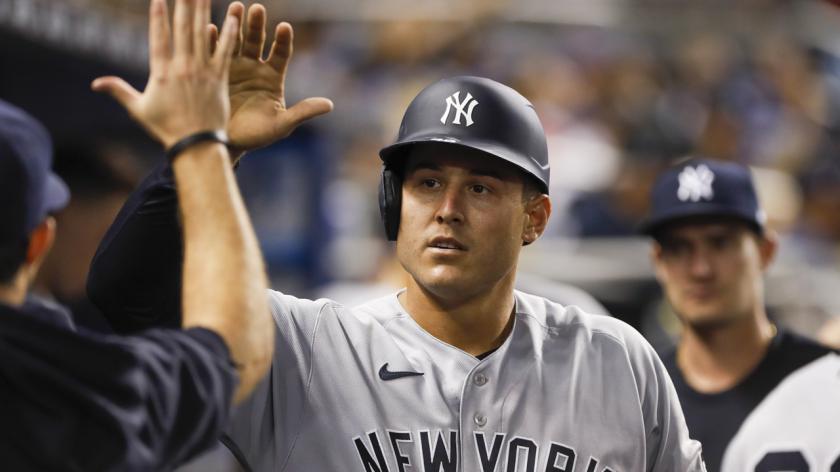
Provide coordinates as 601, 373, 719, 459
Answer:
428, 236, 466, 252
685, 287, 718, 302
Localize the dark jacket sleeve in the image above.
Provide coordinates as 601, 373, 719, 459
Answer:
0, 311, 237, 472
87, 163, 185, 332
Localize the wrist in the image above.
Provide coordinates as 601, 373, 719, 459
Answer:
165, 130, 230, 162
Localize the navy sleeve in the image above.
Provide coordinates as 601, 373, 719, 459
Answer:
0, 311, 236, 472
87, 162, 185, 332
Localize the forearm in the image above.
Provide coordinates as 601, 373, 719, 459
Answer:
173, 142, 273, 403
87, 163, 183, 332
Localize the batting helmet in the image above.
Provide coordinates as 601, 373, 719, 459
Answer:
377, 76, 550, 241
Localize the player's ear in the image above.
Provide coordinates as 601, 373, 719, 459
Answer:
23, 216, 57, 281
650, 242, 666, 283
522, 194, 551, 245
757, 228, 778, 271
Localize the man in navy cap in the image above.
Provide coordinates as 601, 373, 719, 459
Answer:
0, 0, 277, 468
0, 99, 74, 329
642, 158, 840, 472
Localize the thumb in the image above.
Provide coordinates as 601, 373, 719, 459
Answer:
91, 76, 141, 111
285, 97, 334, 128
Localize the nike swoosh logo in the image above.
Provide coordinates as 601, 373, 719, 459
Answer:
379, 363, 424, 381
529, 156, 549, 171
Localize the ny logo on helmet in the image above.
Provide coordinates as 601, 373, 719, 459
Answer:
441, 91, 479, 127
677, 164, 715, 202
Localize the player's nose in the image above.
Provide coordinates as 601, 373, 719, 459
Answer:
434, 187, 465, 225
687, 249, 714, 278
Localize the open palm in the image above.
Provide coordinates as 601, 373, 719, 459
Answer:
219, 3, 332, 157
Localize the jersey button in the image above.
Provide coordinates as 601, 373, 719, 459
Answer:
474, 373, 488, 386
474, 414, 487, 427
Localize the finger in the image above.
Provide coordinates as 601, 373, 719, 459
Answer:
207, 24, 219, 56
283, 97, 334, 129
173, 0, 195, 59
193, 0, 211, 60
148, 0, 171, 75
213, 12, 240, 74
266, 21, 292, 74
225, 2, 245, 55
240, 4, 267, 60
91, 76, 142, 111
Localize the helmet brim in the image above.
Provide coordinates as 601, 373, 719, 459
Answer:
379, 136, 549, 195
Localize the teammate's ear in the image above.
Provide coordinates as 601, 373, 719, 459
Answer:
650, 243, 666, 283
522, 194, 551, 245
24, 217, 57, 280
757, 229, 778, 271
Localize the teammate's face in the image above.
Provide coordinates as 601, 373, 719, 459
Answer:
651, 220, 776, 329
396, 144, 548, 303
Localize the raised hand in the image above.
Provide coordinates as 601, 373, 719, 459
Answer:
92, 0, 238, 149
211, 3, 333, 158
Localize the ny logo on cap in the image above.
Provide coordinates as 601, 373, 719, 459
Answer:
441, 91, 478, 127
677, 164, 715, 202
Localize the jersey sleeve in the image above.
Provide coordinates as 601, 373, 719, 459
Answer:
86, 162, 184, 333
624, 330, 707, 471
0, 314, 237, 471
226, 290, 332, 471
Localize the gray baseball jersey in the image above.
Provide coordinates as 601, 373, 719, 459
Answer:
228, 289, 705, 471
720, 353, 840, 472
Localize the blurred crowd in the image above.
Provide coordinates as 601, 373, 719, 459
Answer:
297, 23, 840, 248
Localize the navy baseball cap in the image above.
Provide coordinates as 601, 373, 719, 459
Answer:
640, 158, 766, 236
0, 100, 69, 245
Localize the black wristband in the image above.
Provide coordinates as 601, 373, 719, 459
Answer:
165, 130, 230, 162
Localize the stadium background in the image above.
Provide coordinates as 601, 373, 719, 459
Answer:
2, 0, 840, 351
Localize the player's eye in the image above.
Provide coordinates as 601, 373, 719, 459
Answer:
662, 241, 690, 257
709, 235, 733, 251
422, 179, 440, 189
470, 184, 488, 194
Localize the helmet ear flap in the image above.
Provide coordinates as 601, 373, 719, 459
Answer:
379, 166, 402, 241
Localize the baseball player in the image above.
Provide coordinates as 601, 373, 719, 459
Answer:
0, 1, 275, 469
88, 3, 705, 470
641, 158, 840, 472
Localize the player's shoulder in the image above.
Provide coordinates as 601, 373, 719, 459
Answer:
721, 344, 840, 471
266, 289, 336, 314
514, 289, 650, 352
349, 291, 405, 322
772, 329, 839, 373
266, 288, 403, 324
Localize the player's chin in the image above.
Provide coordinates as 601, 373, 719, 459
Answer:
419, 267, 474, 292
423, 266, 466, 285
679, 305, 732, 329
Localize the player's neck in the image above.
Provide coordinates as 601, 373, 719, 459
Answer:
0, 270, 28, 307
400, 277, 516, 357
677, 312, 776, 394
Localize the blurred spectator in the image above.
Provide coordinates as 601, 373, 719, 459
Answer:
788, 154, 840, 265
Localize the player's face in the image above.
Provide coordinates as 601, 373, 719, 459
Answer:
651, 220, 776, 329
396, 144, 541, 302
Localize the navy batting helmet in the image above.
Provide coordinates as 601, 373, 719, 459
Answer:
377, 76, 550, 241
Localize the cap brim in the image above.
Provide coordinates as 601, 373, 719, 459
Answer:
44, 172, 70, 213
639, 205, 763, 236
